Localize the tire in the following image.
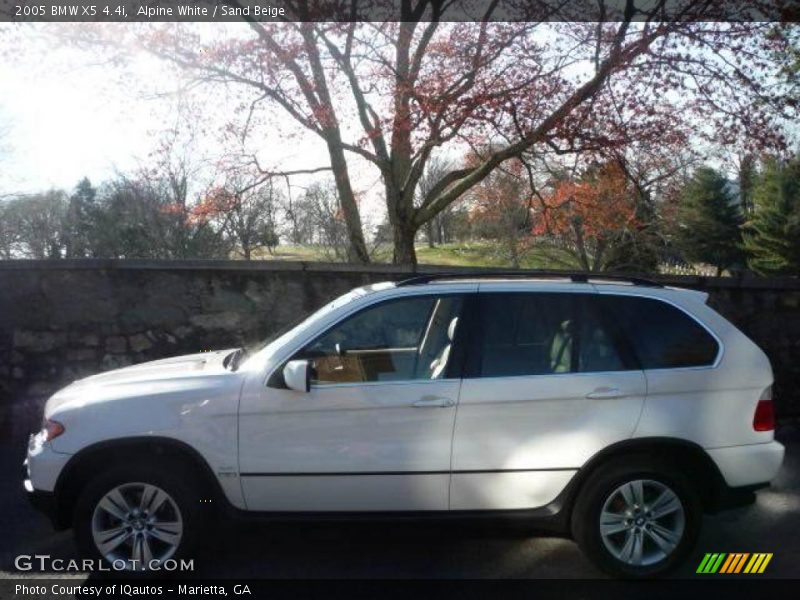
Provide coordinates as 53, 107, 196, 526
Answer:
73, 461, 205, 573
571, 457, 701, 578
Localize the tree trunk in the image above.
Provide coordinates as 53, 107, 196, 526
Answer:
325, 136, 370, 264
393, 224, 418, 265
592, 239, 608, 272
426, 220, 435, 248
572, 218, 592, 272
386, 177, 419, 265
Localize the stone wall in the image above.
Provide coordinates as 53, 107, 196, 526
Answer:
1, 260, 798, 439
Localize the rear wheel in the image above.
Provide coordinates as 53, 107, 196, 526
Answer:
74, 463, 204, 572
572, 459, 701, 578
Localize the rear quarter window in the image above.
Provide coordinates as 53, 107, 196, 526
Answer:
597, 295, 719, 369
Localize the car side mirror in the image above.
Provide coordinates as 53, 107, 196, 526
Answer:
283, 359, 311, 393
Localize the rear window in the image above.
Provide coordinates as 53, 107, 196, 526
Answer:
596, 295, 719, 369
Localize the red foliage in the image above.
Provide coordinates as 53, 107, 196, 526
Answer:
533, 163, 637, 240
190, 187, 238, 225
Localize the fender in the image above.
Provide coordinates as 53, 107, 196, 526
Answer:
51, 436, 234, 529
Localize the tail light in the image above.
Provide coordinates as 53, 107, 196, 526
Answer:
753, 386, 775, 432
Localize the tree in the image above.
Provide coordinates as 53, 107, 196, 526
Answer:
283, 186, 316, 247
675, 167, 744, 276
63, 177, 99, 258
89, 174, 228, 260
71, 1, 795, 264
102, 120, 231, 259
744, 156, 800, 276
0, 199, 22, 258
776, 22, 800, 93
468, 161, 533, 268
416, 156, 457, 248
297, 181, 352, 261
533, 162, 638, 272
600, 145, 696, 272
737, 153, 758, 216
197, 176, 281, 260
3, 191, 68, 259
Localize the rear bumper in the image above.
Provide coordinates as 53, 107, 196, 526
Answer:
706, 441, 785, 488
708, 482, 768, 513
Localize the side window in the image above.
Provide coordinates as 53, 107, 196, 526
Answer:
578, 298, 627, 372
298, 295, 464, 384
478, 293, 577, 377
475, 293, 632, 378
597, 295, 719, 369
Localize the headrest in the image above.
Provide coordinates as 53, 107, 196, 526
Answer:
447, 317, 459, 341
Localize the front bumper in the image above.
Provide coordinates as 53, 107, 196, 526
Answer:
24, 440, 73, 530
24, 476, 59, 526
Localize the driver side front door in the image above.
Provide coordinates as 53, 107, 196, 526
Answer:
238, 292, 471, 512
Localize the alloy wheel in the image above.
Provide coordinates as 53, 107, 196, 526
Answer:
91, 481, 183, 568
599, 479, 685, 567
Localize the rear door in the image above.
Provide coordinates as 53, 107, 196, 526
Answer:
451, 290, 647, 510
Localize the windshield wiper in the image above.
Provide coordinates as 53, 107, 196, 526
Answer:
224, 348, 248, 371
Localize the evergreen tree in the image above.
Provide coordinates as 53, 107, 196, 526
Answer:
675, 167, 744, 276
64, 177, 98, 258
744, 157, 800, 276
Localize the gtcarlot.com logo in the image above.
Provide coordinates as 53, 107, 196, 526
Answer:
15, 554, 194, 572
696, 552, 773, 574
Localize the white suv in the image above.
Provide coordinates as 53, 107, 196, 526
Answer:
24, 275, 784, 577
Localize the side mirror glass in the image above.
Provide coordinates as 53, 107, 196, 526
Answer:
283, 359, 311, 393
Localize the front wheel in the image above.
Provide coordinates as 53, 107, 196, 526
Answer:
74, 464, 203, 572
572, 459, 701, 578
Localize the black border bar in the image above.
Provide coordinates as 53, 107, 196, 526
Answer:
3, 578, 800, 600
2, 0, 799, 23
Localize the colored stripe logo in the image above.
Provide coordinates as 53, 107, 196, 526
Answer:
697, 553, 773, 574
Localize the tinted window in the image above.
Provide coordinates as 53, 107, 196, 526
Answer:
476, 293, 628, 377
578, 300, 627, 372
597, 295, 718, 369
298, 295, 464, 384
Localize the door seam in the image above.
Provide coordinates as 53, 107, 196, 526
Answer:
447, 378, 463, 510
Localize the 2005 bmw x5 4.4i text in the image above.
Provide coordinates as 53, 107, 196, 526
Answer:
25, 274, 784, 577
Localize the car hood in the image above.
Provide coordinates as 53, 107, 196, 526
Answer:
45, 349, 239, 418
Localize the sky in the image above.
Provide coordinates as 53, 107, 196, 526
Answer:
0, 34, 161, 193
0, 25, 394, 232
0, 25, 344, 203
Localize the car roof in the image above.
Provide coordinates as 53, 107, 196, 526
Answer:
395, 272, 662, 288
386, 276, 709, 304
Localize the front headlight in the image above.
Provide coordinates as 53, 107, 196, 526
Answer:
28, 419, 65, 452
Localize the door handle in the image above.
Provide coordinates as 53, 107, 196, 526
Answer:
413, 396, 455, 408
585, 387, 625, 400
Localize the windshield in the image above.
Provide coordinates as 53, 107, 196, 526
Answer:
239, 282, 395, 368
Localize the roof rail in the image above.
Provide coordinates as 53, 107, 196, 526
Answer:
395, 271, 663, 288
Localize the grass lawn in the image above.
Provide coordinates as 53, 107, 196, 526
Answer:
257, 245, 326, 261
415, 243, 572, 269
255, 242, 574, 270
